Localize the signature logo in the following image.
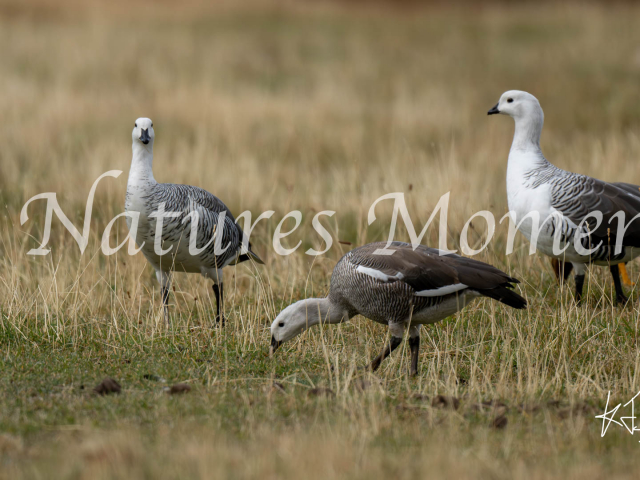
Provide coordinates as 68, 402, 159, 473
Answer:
595, 391, 640, 438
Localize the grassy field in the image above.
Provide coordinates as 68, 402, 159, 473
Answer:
3, 0, 640, 478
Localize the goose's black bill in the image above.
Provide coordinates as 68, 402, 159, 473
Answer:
487, 103, 500, 115
270, 335, 282, 355
140, 128, 150, 144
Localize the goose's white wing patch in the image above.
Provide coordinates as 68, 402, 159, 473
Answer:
356, 266, 404, 282
414, 283, 468, 297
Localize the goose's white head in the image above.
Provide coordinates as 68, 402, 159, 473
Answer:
132, 117, 155, 147
270, 301, 313, 354
487, 90, 543, 120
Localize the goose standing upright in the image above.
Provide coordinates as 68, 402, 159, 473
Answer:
125, 118, 263, 325
488, 91, 640, 303
270, 242, 526, 375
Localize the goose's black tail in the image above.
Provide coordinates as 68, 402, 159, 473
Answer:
476, 281, 527, 310
236, 242, 265, 265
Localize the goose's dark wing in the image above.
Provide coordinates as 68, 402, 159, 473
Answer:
348, 242, 526, 309
549, 174, 640, 248
148, 183, 263, 265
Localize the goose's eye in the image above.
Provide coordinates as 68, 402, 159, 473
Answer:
151, 123, 153, 127
507, 98, 513, 103
134, 123, 137, 127
278, 322, 285, 327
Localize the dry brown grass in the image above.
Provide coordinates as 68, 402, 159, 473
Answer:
2, 1, 640, 478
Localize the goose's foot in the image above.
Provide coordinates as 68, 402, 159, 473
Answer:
615, 293, 629, 306
610, 265, 629, 306
358, 362, 377, 373
215, 314, 227, 327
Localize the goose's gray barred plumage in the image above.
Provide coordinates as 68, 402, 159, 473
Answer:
132, 183, 245, 269
270, 242, 526, 375
523, 161, 640, 263
489, 90, 640, 304
125, 117, 263, 325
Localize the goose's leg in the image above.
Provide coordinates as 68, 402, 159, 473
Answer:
551, 259, 573, 284
572, 262, 586, 303
368, 323, 404, 372
211, 268, 225, 326
610, 264, 628, 305
156, 270, 172, 326
368, 337, 402, 372
408, 325, 421, 377
212, 283, 225, 325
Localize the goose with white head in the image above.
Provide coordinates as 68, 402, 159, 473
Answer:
125, 117, 263, 325
270, 242, 526, 376
489, 91, 640, 304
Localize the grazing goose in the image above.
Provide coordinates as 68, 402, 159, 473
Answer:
270, 242, 526, 376
125, 118, 263, 325
488, 91, 640, 304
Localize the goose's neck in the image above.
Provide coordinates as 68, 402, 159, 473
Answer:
510, 109, 544, 154
128, 143, 156, 186
300, 297, 349, 327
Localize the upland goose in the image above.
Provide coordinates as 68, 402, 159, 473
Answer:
270, 242, 526, 375
125, 118, 263, 325
489, 91, 640, 304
